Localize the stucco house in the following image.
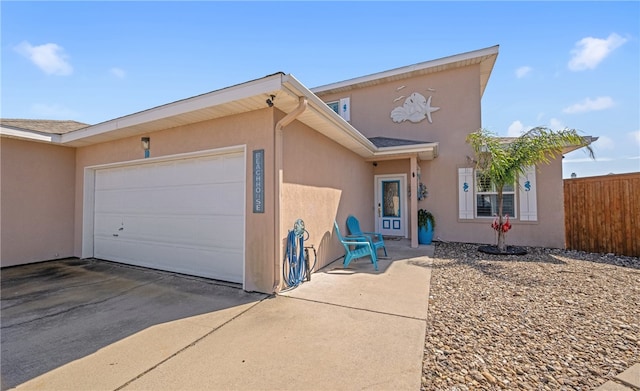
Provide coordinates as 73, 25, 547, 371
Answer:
1, 45, 593, 293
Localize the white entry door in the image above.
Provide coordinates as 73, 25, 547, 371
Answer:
375, 174, 407, 237
93, 151, 245, 283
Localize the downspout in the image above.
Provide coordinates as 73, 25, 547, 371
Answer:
273, 96, 308, 292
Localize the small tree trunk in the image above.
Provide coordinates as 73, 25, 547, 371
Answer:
496, 186, 506, 252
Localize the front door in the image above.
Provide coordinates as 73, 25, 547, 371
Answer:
375, 174, 407, 237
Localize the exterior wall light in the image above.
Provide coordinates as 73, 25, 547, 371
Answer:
141, 137, 150, 158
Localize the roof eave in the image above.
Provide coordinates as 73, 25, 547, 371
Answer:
563, 136, 599, 154
60, 74, 287, 147
0, 126, 62, 144
369, 142, 440, 161
311, 45, 499, 97
50, 72, 379, 160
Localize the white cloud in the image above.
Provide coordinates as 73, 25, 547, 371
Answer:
515, 66, 532, 78
629, 130, 640, 144
31, 103, 79, 119
110, 67, 126, 79
594, 135, 615, 150
568, 33, 627, 71
562, 96, 614, 114
507, 119, 583, 137
14, 41, 73, 75
549, 118, 565, 131
507, 120, 526, 137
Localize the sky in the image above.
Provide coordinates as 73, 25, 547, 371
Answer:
2, 1, 639, 178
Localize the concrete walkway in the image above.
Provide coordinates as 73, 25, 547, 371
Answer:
595, 363, 640, 391
13, 240, 433, 390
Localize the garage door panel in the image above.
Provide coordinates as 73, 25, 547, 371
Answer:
100, 239, 243, 283
173, 156, 230, 185
95, 167, 126, 190
94, 236, 121, 258
94, 214, 124, 236
95, 157, 243, 190
96, 210, 244, 241
221, 154, 245, 179
145, 155, 243, 187
96, 183, 244, 216
94, 213, 122, 228
145, 183, 244, 214
94, 190, 125, 212
93, 151, 245, 283
202, 182, 245, 213
113, 215, 243, 249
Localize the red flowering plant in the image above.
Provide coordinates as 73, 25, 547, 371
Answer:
491, 214, 512, 233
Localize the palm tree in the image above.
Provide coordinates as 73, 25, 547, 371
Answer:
466, 127, 595, 252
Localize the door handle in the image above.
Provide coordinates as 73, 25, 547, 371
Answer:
377, 203, 381, 217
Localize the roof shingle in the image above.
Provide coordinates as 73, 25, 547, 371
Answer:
368, 136, 434, 148
0, 119, 89, 135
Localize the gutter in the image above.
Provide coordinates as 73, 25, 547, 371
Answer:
273, 96, 308, 292
0, 126, 62, 144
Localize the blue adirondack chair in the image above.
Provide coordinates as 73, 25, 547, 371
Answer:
346, 215, 388, 258
333, 221, 378, 270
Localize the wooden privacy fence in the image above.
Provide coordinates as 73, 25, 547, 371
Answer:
564, 172, 640, 257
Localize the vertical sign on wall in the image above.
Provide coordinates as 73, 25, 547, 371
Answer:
253, 149, 264, 213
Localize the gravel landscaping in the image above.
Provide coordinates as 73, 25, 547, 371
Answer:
422, 241, 640, 391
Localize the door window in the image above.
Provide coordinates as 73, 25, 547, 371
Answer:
382, 180, 401, 217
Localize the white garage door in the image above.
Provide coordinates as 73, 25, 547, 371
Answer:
93, 151, 245, 283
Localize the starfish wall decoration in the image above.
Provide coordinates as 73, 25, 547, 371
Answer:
390, 92, 440, 124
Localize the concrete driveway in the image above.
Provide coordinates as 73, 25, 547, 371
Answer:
2, 240, 432, 390
1, 259, 266, 390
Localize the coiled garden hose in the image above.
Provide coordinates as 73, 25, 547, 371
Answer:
282, 219, 316, 290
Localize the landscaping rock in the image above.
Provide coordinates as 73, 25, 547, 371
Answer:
422, 242, 640, 390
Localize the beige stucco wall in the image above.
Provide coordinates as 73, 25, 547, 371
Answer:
318, 66, 481, 142
424, 159, 565, 248
281, 119, 374, 272
73, 109, 277, 292
319, 64, 566, 248
1, 137, 76, 266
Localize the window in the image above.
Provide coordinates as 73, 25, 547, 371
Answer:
475, 172, 515, 218
327, 101, 340, 114
458, 167, 537, 221
326, 97, 350, 121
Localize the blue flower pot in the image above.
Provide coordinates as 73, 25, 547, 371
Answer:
418, 221, 434, 245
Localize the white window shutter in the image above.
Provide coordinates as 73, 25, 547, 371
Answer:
339, 97, 350, 121
518, 166, 537, 221
458, 168, 474, 219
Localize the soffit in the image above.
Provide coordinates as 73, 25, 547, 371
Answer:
370, 144, 439, 161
